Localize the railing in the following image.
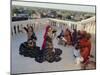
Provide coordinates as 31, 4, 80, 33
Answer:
11, 16, 96, 36
11, 18, 49, 36
78, 16, 96, 34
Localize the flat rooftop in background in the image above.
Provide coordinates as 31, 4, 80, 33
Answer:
12, 1, 95, 13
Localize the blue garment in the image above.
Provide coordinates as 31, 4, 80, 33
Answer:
72, 30, 77, 45
57, 30, 64, 39
60, 30, 64, 37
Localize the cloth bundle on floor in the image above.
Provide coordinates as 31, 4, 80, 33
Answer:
43, 48, 55, 63
43, 48, 62, 63
19, 42, 62, 63
35, 50, 45, 63
19, 42, 40, 58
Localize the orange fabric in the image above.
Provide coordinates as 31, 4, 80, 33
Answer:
79, 38, 91, 63
80, 47, 89, 63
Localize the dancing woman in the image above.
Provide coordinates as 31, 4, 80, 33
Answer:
63, 28, 72, 45
42, 25, 53, 49
19, 26, 39, 58
79, 33, 91, 64
23, 25, 37, 41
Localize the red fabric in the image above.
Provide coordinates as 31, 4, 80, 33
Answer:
42, 25, 50, 49
79, 38, 91, 63
81, 47, 89, 63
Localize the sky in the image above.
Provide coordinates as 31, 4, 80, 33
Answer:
12, 1, 95, 13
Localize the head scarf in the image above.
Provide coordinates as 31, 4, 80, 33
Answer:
42, 25, 51, 49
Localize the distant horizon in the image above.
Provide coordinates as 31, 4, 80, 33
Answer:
12, 1, 95, 13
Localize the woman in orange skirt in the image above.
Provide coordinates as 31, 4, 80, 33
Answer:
79, 33, 91, 64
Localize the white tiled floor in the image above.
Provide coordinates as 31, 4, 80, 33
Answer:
11, 28, 95, 74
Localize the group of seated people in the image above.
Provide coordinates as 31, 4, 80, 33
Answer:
19, 25, 62, 63
57, 28, 94, 68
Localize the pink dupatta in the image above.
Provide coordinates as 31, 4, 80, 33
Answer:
42, 25, 51, 49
